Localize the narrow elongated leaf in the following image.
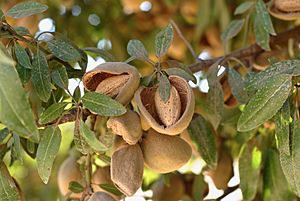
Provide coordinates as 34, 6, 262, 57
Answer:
192, 174, 206, 201
36, 126, 61, 184
83, 47, 115, 62
127, 39, 148, 60
238, 74, 292, 132
16, 63, 31, 85
0, 162, 20, 201
0, 9, 4, 19
158, 73, 171, 102
234, 2, 255, 15
165, 68, 196, 84
239, 145, 261, 201
206, 61, 224, 129
51, 67, 68, 89
68, 181, 84, 193
31, 51, 51, 102
14, 43, 31, 69
14, 27, 29, 36
275, 101, 290, 156
246, 60, 300, 91
99, 184, 123, 196
47, 39, 81, 63
155, 23, 173, 57
254, 13, 270, 51
228, 68, 249, 104
280, 122, 300, 196
263, 149, 295, 201
0, 128, 10, 143
39, 102, 68, 124
73, 111, 89, 155
0, 50, 39, 142
187, 114, 217, 169
11, 134, 23, 164
221, 19, 245, 42
82, 92, 126, 116
80, 121, 108, 152
256, 0, 276, 35
6, 1, 48, 19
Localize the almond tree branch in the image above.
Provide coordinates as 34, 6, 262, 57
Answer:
188, 25, 300, 73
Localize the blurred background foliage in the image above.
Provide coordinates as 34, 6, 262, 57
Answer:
1, 0, 299, 200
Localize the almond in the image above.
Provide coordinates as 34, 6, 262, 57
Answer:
107, 110, 143, 145
274, 0, 300, 12
141, 129, 192, 173
88, 192, 117, 201
154, 86, 181, 127
111, 144, 144, 196
95, 74, 130, 98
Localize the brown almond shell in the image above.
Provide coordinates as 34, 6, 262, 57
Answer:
269, 0, 300, 20
88, 192, 117, 201
82, 62, 140, 105
135, 75, 195, 135
141, 129, 192, 173
111, 144, 144, 196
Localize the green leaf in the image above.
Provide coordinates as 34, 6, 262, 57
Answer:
165, 68, 196, 84
0, 128, 10, 143
73, 86, 81, 102
6, 1, 48, 19
0, 9, 4, 19
11, 134, 23, 164
14, 43, 31, 69
47, 39, 81, 63
228, 68, 249, 104
99, 183, 123, 196
187, 114, 218, 169
0, 49, 39, 142
238, 74, 292, 132
263, 149, 295, 201
36, 126, 62, 184
239, 145, 261, 201
141, 74, 155, 87
246, 60, 300, 91
205, 61, 224, 129
280, 122, 300, 196
192, 174, 206, 201
39, 102, 68, 124
158, 73, 171, 102
254, 13, 270, 51
0, 162, 21, 201
275, 101, 291, 156
127, 39, 148, 60
73, 112, 89, 155
79, 120, 108, 152
234, 2, 255, 15
82, 92, 126, 116
221, 19, 245, 42
51, 67, 69, 89
256, 0, 276, 35
14, 26, 29, 36
16, 63, 31, 85
155, 23, 174, 58
68, 181, 84, 193
83, 47, 115, 62
31, 51, 52, 102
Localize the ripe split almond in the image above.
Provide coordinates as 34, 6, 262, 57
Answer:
135, 75, 195, 135
269, 0, 300, 20
83, 62, 140, 105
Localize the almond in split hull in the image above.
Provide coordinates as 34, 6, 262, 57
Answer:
154, 86, 181, 127
111, 144, 144, 196
95, 74, 130, 98
274, 0, 300, 12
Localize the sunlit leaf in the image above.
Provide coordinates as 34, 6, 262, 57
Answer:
82, 92, 126, 116
79, 120, 108, 152
31, 51, 52, 102
155, 23, 173, 57
127, 39, 148, 60
0, 162, 20, 201
238, 74, 292, 132
187, 114, 217, 169
0, 49, 39, 142
256, 0, 276, 35
39, 102, 68, 124
234, 2, 255, 15
36, 126, 61, 184
6, 1, 48, 19
254, 13, 270, 51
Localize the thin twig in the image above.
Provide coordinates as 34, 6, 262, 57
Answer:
188, 25, 300, 73
170, 19, 199, 61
